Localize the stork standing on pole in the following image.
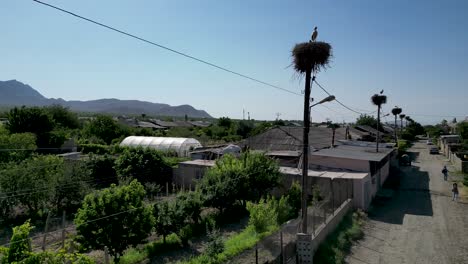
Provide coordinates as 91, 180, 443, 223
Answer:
310, 27, 318, 42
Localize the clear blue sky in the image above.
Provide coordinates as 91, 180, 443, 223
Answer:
1, 0, 467, 124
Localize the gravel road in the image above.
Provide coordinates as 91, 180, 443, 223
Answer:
346, 141, 468, 264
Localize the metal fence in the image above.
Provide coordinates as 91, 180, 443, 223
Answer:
230, 178, 353, 264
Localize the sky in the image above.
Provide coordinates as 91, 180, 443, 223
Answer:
1, 0, 467, 124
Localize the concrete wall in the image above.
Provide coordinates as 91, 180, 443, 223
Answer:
173, 163, 209, 188
449, 150, 468, 173
311, 199, 353, 253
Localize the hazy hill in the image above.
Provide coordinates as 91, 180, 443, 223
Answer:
0, 80, 212, 118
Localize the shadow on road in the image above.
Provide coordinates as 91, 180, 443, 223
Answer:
368, 160, 433, 225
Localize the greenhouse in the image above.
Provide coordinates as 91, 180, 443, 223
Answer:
120, 136, 202, 157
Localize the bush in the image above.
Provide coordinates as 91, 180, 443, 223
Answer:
74, 180, 154, 262
205, 226, 224, 258
79, 144, 110, 155
246, 198, 278, 234
0, 220, 94, 264
314, 210, 366, 264
286, 181, 301, 218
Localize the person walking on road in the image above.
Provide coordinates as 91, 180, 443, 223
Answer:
452, 183, 459, 202
442, 166, 448, 181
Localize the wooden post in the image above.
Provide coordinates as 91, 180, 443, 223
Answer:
166, 182, 169, 196
61, 210, 66, 249
255, 243, 258, 264
42, 211, 51, 251
280, 231, 284, 264
104, 246, 110, 264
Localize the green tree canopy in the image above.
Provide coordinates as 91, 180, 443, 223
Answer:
82, 115, 127, 145
0, 155, 63, 214
44, 104, 80, 129
355, 114, 383, 131
0, 133, 36, 163
6, 106, 57, 148
114, 147, 172, 185
74, 180, 154, 261
199, 152, 281, 213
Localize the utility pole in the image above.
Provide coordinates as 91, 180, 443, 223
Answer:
301, 74, 314, 233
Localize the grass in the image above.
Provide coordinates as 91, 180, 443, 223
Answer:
180, 225, 277, 264
119, 233, 182, 264
397, 139, 410, 152
313, 210, 366, 264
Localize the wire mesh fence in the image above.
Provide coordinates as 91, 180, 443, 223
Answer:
229, 178, 354, 264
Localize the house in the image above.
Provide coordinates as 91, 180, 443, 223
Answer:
438, 135, 461, 156
309, 140, 397, 201
117, 117, 165, 130
174, 159, 373, 210
189, 144, 241, 160
354, 125, 388, 141
149, 119, 195, 128
239, 126, 354, 153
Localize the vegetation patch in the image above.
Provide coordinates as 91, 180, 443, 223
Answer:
314, 210, 366, 264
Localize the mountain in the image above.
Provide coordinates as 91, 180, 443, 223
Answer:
0, 80, 212, 118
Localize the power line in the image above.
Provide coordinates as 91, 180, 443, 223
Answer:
31, 0, 301, 96
313, 79, 375, 115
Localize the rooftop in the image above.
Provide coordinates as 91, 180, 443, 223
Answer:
179, 159, 368, 179
311, 144, 394, 162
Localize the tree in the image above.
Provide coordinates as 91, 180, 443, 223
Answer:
217, 117, 233, 129
6, 106, 56, 148
457, 122, 468, 140
0, 155, 63, 215
199, 152, 281, 213
175, 191, 203, 224
391, 107, 402, 142
82, 115, 126, 145
0, 133, 36, 163
74, 180, 154, 262
236, 120, 254, 138
371, 94, 387, 152
240, 152, 281, 203
153, 200, 182, 244
114, 147, 171, 185
356, 114, 380, 130
3, 220, 33, 263
44, 105, 80, 129
85, 154, 119, 189
54, 160, 91, 213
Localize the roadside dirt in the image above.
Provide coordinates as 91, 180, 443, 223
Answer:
346, 141, 468, 264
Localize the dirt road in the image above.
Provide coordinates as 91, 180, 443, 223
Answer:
347, 141, 468, 264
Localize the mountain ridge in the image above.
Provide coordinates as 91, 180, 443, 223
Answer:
0, 80, 212, 118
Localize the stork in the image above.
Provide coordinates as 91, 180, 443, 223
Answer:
310, 27, 318, 42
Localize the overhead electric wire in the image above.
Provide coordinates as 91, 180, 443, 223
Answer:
313, 79, 375, 115
31, 0, 301, 96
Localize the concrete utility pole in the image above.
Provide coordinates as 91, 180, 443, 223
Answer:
301, 73, 313, 233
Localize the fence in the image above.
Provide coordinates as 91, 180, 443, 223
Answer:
230, 182, 353, 264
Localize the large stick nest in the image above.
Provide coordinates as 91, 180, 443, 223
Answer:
391, 107, 402, 116
292, 41, 332, 73
371, 94, 387, 106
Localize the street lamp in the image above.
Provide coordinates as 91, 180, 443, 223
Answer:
310, 95, 336, 110
301, 94, 336, 234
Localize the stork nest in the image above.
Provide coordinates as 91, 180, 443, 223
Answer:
371, 94, 387, 106
292, 41, 332, 73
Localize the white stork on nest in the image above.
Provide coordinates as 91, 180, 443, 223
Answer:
310, 27, 318, 42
